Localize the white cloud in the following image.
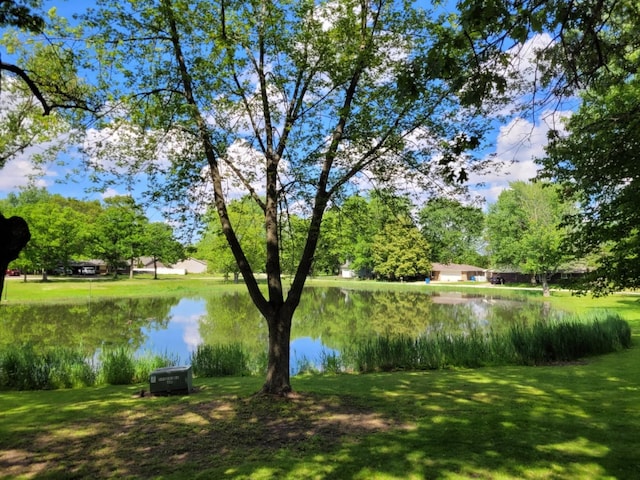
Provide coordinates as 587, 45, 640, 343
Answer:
470, 109, 572, 205
171, 312, 204, 352
506, 33, 555, 90
0, 155, 55, 193
101, 187, 121, 199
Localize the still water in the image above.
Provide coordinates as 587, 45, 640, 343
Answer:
0, 287, 563, 373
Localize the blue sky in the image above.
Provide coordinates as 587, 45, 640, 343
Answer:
0, 1, 574, 211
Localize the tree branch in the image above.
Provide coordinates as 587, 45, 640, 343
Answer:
1, 61, 52, 114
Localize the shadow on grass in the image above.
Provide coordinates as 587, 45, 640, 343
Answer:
1, 349, 639, 479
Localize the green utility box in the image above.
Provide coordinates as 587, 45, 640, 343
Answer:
149, 366, 193, 395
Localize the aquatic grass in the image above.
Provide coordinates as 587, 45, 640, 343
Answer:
351, 313, 632, 373
510, 313, 632, 365
190, 343, 250, 377
247, 349, 268, 376
0, 345, 183, 390
99, 346, 136, 385
320, 349, 343, 374
294, 355, 320, 375
0, 345, 95, 390
133, 349, 181, 383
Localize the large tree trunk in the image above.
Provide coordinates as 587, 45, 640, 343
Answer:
262, 308, 293, 395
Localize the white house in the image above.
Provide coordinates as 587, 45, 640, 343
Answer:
340, 261, 356, 278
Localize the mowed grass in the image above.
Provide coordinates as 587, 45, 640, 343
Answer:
1, 350, 639, 479
1, 278, 640, 478
0, 274, 248, 303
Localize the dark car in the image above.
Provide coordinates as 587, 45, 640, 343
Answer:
5, 269, 21, 276
490, 275, 505, 285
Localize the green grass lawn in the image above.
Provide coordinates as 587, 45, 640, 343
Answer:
1, 274, 248, 303
1, 277, 640, 479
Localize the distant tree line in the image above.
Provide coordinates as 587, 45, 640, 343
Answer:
0, 188, 184, 279
2, 180, 594, 293
193, 181, 590, 293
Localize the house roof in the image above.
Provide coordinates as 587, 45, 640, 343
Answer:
138, 256, 167, 268
431, 262, 486, 273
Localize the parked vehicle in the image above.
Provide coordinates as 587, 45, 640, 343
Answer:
5, 269, 20, 276
490, 275, 505, 285
53, 266, 73, 275
80, 266, 96, 275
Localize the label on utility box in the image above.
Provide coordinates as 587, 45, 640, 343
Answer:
149, 366, 193, 394
150, 375, 180, 383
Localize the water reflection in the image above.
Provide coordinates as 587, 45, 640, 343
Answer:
140, 298, 204, 363
0, 287, 564, 373
0, 296, 177, 354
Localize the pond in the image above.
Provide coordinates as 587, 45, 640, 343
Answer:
0, 287, 564, 374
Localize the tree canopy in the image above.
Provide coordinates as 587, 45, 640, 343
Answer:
539, 76, 640, 294
486, 181, 574, 296
0, 189, 184, 279
196, 196, 266, 283
532, 0, 640, 294
418, 197, 485, 266
70, 0, 505, 394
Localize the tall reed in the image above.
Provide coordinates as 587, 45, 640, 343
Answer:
350, 313, 631, 373
134, 349, 181, 383
0, 344, 95, 390
99, 346, 136, 385
190, 343, 250, 377
510, 313, 632, 365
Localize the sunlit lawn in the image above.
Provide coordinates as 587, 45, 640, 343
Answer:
1, 277, 639, 478
1, 274, 246, 303
2, 348, 639, 479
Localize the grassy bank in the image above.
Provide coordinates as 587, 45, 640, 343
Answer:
1, 345, 639, 479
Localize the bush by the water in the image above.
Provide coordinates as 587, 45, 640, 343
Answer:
349, 313, 632, 373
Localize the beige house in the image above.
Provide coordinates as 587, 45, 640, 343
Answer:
133, 257, 207, 275
430, 263, 486, 282
172, 258, 208, 274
